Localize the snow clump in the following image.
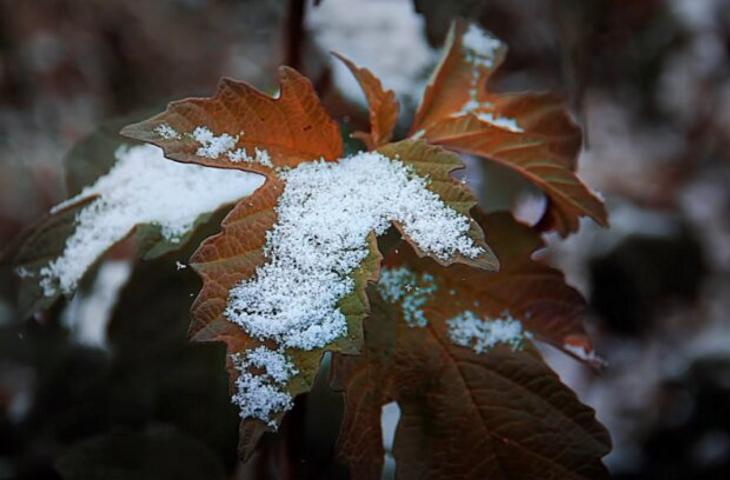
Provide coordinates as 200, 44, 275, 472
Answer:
225, 151, 484, 350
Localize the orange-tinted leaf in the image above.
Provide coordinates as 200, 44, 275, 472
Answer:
386, 211, 599, 364
333, 53, 400, 149
411, 20, 506, 134
332, 262, 611, 479
121, 67, 343, 174
188, 176, 382, 457
411, 20, 607, 236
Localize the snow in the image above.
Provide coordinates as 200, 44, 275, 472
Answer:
377, 267, 437, 327
39, 144, 265, 296
447, 311, 530, 353
462, 23, 502, 70
453, 24, 524, 133
227, 147, 274, 168
225, 151, 483, 350
192, 126, 240, 159
475, 112, 523, 132
60, 260, 132, 349
306, 0, 437, 105
154, 123, 181, 140
231, 346, 298, 428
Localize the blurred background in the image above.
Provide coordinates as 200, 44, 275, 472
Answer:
1, 0, 729, 478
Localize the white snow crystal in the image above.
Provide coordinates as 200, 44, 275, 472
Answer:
227, 147, 274, 168
462, 24, 502, 70
447, 311, 530, 353
231, 347, 298, 428
40, 144, 265, 296
455, 24, 524, 133
192, 126, 240, 159
377, 267, 437, 327
154, 124, 181, 140
475, 111, 523, 133
225, 151, 483, 350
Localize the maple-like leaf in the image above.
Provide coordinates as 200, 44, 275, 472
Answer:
120, 63, 498, 455
411, 20, 607, 236
383, 211, 599, 363
8, 120, 261, 316
334, 53, 400, 150
121, 67, 343, 175
332, 215, 611, 478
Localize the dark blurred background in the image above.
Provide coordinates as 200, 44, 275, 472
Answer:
1, 0, 730, 478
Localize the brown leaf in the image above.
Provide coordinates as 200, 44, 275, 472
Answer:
385, 211, 599, 364
411, 20, 607, 236
121, 66, 343, 174
333, 53, 400, 149
332, 250, 611, 478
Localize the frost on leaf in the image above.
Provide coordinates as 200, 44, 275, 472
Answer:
331, 276, 611, 480
12, 144, 263, 314
410, 20, 607, 237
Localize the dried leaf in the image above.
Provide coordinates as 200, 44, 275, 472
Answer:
332, 241, 611, 478
385, 211, 599, 364
412, 20, 607, 236
333, 53, 400, 149
121, 67, 344, 174
186, 139, 498, 454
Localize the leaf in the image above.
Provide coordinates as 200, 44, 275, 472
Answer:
10, 141, 260, 315
11, 198, 97, 317
331, 250, 612, 478
120, 67, 344, 174
385, 211, 599, 364
333, 53, 400, 149
188, 176, 382, 457
186, 139, 497, 456
411, 20, 607, 236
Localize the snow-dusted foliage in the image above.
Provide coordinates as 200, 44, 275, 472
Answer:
447, 311, 530, 353
225, 151, 483, 350
39, 144, 264, 295
231, 347, 298, 428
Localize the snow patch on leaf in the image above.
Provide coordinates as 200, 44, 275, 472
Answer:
227, 147, 274, 168
192, 126, 240, 159
231, 346, 298, 428
40, 144, 265, 296
447, 311, 531, 353
225, 151, 483, 350
377, 266, 437, 327
462, 23, 502, 69
154, 123, 181, 140
456, 24, 524, 133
